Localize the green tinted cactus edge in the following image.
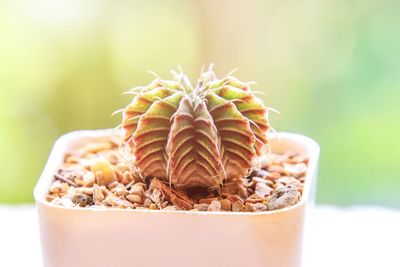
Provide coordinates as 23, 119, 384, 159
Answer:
119, 66, 271, 191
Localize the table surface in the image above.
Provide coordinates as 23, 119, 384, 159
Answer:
1, 205, 399, 267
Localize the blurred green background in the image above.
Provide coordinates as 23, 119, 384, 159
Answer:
1, 0, 399, 205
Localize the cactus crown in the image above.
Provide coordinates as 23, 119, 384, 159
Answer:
120, 66, 270, 190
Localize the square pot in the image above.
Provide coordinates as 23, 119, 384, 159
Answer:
34, 129, 319, 267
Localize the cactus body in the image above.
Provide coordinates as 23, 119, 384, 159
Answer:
121, 67, 270, 190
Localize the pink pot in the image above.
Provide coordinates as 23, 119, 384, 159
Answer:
34, 129, 319, 267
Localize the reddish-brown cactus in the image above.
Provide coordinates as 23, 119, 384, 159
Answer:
120, 66, 270, 190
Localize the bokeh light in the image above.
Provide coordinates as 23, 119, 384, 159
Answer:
0, 0, 399, 205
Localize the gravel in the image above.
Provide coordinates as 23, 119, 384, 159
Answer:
47, 138, 308, 212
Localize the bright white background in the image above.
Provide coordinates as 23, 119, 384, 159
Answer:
1, 205, 399, 267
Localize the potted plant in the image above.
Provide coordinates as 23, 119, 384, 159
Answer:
35, 66, 319, 267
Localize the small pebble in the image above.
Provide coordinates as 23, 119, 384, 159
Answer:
149, 203, 158, 210
112, 184, 128, 197
288, 155, 308, 164
267, 186, 300, 211
232, 201, 245, 212
94, 171, 106, 186
46, 194, 58, 202
276, 176, 301, 186
126, 194, 143, 204
207, 200, 221, 212
193, 203, 209, 211
143, 198, 152, 208
252, 203, 267, 212
267, 164, 285, 174
226, 195, 242, 203
160, 201, 169, 209
129, 183, 145, 197
252, 177, 273, 186
77, 142, 113, 155
283, 163, 307, 178
219, 199, 232, 211
121, 171, 133, 185
53, 197, 74, 207
257, 169, 270, 178
104, 195, 133, 208
149, 188, 163, 204
107, 181, 120, 190
273, 182, 285, 190
75, 187, 93, 195
93, 184, 105, 203
82, 172, 95, 187
90, 158, 116, 185
49, 181, 64, 194
72, 194, 93, 207
266, 172, 281, 181
255, 183, 273, 197
246, 193, 265, 204
245, 202, 255, 212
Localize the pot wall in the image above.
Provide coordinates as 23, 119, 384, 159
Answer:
35, 129, 319, 267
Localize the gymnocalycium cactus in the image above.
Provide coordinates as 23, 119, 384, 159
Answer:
120, 66, 270, 191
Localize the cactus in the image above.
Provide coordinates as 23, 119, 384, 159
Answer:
120, 66, 270, 190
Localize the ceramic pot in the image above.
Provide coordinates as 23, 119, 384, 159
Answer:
34, 129, 319, 267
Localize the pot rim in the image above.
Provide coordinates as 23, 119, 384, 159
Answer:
34, 129, 319, 216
